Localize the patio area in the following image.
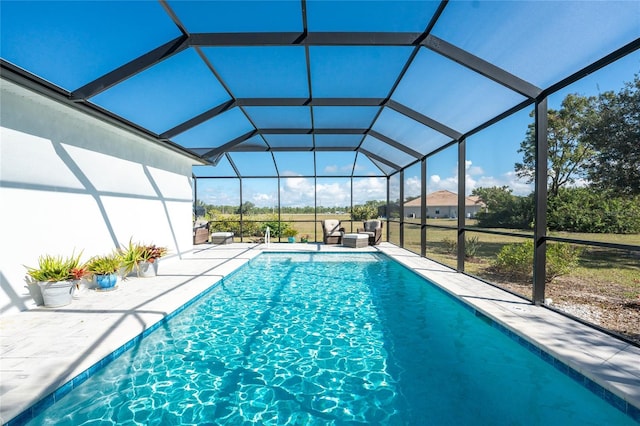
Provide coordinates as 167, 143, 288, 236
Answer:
1, 243, 639, 424
1, 1, 639, 424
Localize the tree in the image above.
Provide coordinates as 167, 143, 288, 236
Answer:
584, 75, 640, 196
472, 186, 534, 229
515, 94, 595, 197
235, 201, 255, 215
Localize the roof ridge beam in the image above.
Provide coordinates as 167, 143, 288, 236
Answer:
422, 34, 541, 99
190, 31, 430, 47
190, 32, 302, 46
235, 98, 386, 106
260, 128, 367, 135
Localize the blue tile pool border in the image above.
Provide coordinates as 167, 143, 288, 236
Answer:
7, 251, 640, 425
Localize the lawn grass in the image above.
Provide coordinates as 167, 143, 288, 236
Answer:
242, 213, 356, 241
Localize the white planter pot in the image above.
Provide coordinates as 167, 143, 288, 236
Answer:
138, 260, 159, 278
38, 280, 75, 307
27, 281, 44, 306
73, 279, 89, 299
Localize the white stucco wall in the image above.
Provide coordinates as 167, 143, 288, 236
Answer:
0, 78, 200, 316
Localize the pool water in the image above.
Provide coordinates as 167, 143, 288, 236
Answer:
27, 252, 635, 425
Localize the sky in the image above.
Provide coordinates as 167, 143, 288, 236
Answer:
2, 1, 638, 208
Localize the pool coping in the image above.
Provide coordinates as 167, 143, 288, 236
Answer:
1, 243, 639, 424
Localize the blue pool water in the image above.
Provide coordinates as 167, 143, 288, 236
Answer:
25, 253, 636, 425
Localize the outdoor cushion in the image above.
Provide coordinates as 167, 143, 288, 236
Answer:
322, 219, 344, 244
357, 220, 383, 245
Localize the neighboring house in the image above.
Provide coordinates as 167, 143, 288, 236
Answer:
404, 190, 485, 219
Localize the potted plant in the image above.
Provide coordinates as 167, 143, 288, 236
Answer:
283, 228, 298, 243
300, 234, 310, 243
138, 243, 168, 278
86, 252, 122, 290
118, 239, 143, 279
24, 252, 85, 307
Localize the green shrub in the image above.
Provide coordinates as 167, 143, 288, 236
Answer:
492, 240, 582, 282
493, 241, 532, 278
208, 214, 241, 234
465, 236, 482, 258
441, 236, 482, 258
351, 204, 378, 221
261, 216, 289, 238
442, 237, 457, 254
283, 228, 298, 238
548, 187, 640, 233
546, 242, 583, 281
473, 186, 534, 230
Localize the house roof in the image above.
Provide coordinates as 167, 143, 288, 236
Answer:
405, 190, 484, 207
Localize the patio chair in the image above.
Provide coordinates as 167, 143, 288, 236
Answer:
357, 219, 383, 245
321, 219, 344, 244
193, 221, 210, 245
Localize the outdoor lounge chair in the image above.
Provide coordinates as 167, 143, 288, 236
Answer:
322, 219, 344, 244
357, 219, 383, 245
193, 222, 210, 245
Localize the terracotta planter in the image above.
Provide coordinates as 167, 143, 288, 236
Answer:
38, 280, 75, 307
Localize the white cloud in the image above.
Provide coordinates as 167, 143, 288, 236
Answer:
316, 181, 350, 207
466, 160, 484, 176
252, 193, 274, 203
280, 177, 315, 206
201, 187, 238, 206
502, 171, 534, 196
404, 176, 421, 198
199, 160, 536, 208
352, 177, 387, 204
324, 164, 338, 173
469, 171, 533, 196
427, 161, 534, 196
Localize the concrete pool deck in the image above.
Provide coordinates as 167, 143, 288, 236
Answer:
1, 242, 639, 424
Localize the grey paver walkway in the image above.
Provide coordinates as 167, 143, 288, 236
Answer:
1, 243, 638, 424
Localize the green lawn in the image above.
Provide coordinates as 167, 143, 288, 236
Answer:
242, 213, 357, 241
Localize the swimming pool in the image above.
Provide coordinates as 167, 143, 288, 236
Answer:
23, 252, 636, 425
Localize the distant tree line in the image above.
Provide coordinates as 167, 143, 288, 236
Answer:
474, 74, 640, 234
197, 201, 351, 217
196, 199, 386, 222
